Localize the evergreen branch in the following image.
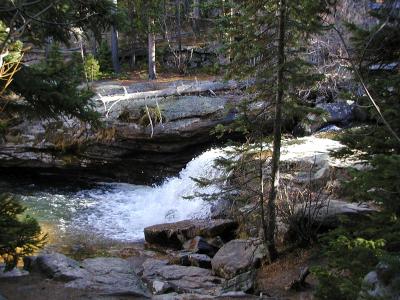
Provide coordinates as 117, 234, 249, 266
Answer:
333, 26, 400, 144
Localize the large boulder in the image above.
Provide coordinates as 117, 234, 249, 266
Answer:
144, 219, 238, 249
141, 258, 224, 295
211, 239, 267, 279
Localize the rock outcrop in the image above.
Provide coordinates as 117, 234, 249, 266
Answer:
27, 253, 151, 298
67, 257, 151, 297
141, 258, 224, 295
0, 79, 242, 184
144, 219, 238, 249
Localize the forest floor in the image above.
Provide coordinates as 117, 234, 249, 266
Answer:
257, 247, 321, 300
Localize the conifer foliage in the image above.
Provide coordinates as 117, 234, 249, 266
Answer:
210, 0, 333, 259
0, 193, 46, 271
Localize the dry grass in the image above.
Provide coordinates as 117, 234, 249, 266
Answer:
115, 71, 217, 85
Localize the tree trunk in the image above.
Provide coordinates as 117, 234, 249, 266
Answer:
193, 0, 200, 19
265, 0, 286, 262
148, 19, 157, 80
193, 0, 200, 33
96, 80, 241, 103
45, 36, 52, 60
111, 0, 120, 74
176, 0, 182, 71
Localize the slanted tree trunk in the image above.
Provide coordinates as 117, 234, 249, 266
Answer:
148, 18, 157, 80
111, 0, 120, 74
265, 0, 286, 262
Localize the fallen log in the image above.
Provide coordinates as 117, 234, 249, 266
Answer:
95, 80, 242, 104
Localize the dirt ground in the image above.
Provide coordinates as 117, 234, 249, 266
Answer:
256, 248, 321, 300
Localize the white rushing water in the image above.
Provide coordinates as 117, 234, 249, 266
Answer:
16, 136, 343, 242
19, 147, 225, 241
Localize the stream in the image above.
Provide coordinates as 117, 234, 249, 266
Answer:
2, 148, 225, 251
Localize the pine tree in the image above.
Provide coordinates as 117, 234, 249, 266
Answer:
337, 0, 400, 214
311, 3, 400, 297
0, 194, 46, 271
210, 0, 332, 260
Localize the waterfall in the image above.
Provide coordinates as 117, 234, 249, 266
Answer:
17, 136, 343, 242
71, 148, 226, 241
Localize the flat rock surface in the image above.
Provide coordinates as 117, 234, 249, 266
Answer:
142, 258, 224, 295
30, 254, 150, 298
67, 257, 150, 297
36, 253, 89, 282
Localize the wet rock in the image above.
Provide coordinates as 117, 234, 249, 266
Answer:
221, 271, 256, 294
212, 239, 267, 279
142, 258, 224, 295
36, 253, 88, 282
144, 219, 238, 249
0, 264, 29, 278
183, 236, 218, 257
66, 257, 151, 298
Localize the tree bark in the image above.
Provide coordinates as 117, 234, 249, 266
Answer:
265, 0, 286, 262
193, 0, 200, 33
148, 18, 157, 80
176, 0, 183, 71
193, 0, 200, 19
111, 0, 120, 74
96, 80, 241, 103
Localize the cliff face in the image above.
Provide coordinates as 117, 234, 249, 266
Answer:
0, 79, 242, 184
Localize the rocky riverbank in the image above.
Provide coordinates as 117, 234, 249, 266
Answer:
0, 135, 381, 299
0, 78, 361, 184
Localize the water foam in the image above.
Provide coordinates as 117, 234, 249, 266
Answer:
71, 148, 225, 241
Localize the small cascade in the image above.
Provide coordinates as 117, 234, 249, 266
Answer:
69, 147, 226, 241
